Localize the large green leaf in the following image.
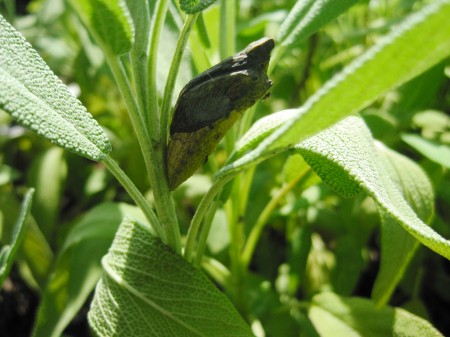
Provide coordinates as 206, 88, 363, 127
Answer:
0, 15, 111, 161
0, 189, 34, 286
293, 116, 448, 260
309, 292, 443, 336
220, 0, 450, 177
88, 219, 254, 337
33, 202, 146, 337
68, 0, 133, 55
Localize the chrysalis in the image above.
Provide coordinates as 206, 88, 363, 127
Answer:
167, 37, 274, 190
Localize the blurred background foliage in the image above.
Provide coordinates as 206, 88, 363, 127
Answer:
0, 0, 449, 336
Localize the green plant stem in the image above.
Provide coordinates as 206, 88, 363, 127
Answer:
103, 156, 164, 239
160, 13, 199, 152
220, 0, 238, 155
227, 175, 245, 312
217, 0, 248, 311
147, 0, 169, 128
103, 55, 153, 175
105, 53, 181, 252
193, 198, 220, 267
184, 176, 234, 263
219, 0, 235, 59
241, 169, 311, 269
268, 44, 286, 75
239, 165, 256, 214
129, 2, 151, 123
238, 105, 256, 139
202, 256, 232, 290
139, 0, 182, 253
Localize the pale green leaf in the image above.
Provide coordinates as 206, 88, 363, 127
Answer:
88, 219, 253, 337
277, 0, 360, 46
0, 189, 34, 286
180, 0, 218, 14
402, 133, 450, 168
309, 292, 443, 337
371, 143, 434, 306
0, 15, 111, 161
294, 117, 449, 259
68, 0, 133, 55
33, 203, 146, 337
220, 0, 450, 177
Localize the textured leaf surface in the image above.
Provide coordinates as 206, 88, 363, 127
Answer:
0, 15, 111, 161
88, 219, 253, 337
68, 0, 133, 55
294, 117, 448, 259
220, 0, 450, 176
180, 0, 218, 14
309, 292, 443, 337
0, 189, 33, 285
33, 203, 145, 337
295, 119, 363, 198
277, 0, 360, 46
371, 143, 434, 306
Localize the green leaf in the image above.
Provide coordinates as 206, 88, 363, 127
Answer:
68, 0, 133, 55
88, 219, 254, 337
371, 143, 434, 306
309, 292, 443, 337
0, 15, 112, 161
33, 202, 146, 337
293, 117, 449, 260
300, 151, 362, 198
402, 133, 450, 169
292, 117, 364, 198
0, 189, 34, 286
277, 0, 360, 46
179, 0, 218, 14
220, 0, 450, 177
